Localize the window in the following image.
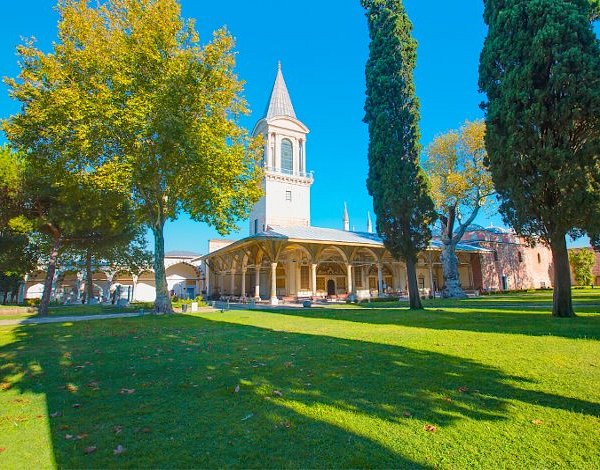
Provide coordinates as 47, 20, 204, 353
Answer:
518, 252, 523, 263
493, 250, 499, 262
254, 219, 258, 234
537, 253, 541, 263
418, 275, 425, 289
300, 266, 310, 290
281, 139, 293, 174
285, 190, 292, 201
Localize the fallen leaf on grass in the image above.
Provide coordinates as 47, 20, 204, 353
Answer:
84, 446, 97, 455
119, 388, 136, 395
272, 390, 283, 397
136, 427, 152, 433
113, 425, 123, 434
424, 424, 438, 433
234, 385, 240, 393
403, 411, 412, 417
59, 425, 70, 430
284, 362, 293, 368
76, 433, 88, 440
72, 404, 81, 408
87, 381, 100, 389
532, 419, 543, 425
0, 448, 5, 453
457, 386, 469, 393
66, 384, 79, 393
113, 445, 125, 455
65, 434, 74, 440
442, 397, 452, 402
50, 412, 62, 418
241, 413, 254, 421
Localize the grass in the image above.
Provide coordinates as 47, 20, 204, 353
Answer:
0, 291, 598, 468
0, 303, 148, 322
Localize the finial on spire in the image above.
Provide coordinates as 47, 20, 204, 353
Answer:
343, 202, 350, 231
367, 211, 373, 233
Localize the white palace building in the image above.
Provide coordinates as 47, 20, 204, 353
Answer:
18, 65, 553, 305
201, 65, 530, 304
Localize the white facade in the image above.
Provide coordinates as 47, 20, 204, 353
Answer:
249, 64, 313, 233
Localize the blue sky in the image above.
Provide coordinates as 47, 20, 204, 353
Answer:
1, 1, 597, 253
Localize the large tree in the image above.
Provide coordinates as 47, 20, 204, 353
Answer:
424, 120, 494, 298
362, 0, 437, 309
5, 0, 262, 314
479, 0, 600, 317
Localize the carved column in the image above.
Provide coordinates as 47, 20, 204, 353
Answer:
311, 263, 318, 297
241, 268, 247, 298
377, 263, 384, 297
270, 262, 278, 305
254, 266, 261, 300
346, 264, 353, 294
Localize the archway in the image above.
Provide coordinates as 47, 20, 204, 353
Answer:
25, 270, 46, 299
166, 262, 199, 299
327, 279, 336, 296
135, 270, 156, 302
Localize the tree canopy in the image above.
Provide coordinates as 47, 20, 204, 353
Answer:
479, 0, 600, 316
5, 0, 263, 313
569, 248, 597, 286
424, 120, 493, 297
362, 0, 437, 309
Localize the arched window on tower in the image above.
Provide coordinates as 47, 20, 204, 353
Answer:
299, 140, 304, 174
281, 139, 294, 174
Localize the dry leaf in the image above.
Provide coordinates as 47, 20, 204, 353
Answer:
1, 382, 13, 391
66, 384, 78, 393
532, 419, 543, 425
403, 411, 412, 417
284, 362, 293, 368
119, 388, 135, 395
65, 434, 74, 440
59, 425, 70, 430
113, 445, 125, 455
424, 424, 438, 433
457, 386, 469, 393
84, 446, 97, 455
50, 412, 62, 418
76, 433, 88, 440
273, 390, 283, 397
442, 397, 452, 402
72, 403, 81, 408
234, 385, 240, 393
113, 425, 123, 434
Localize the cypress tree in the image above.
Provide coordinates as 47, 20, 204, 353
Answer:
362, 0, 437, 309
479, 0, 600, 317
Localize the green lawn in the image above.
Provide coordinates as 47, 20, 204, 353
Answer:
0, 291, 598, 468
0, 303, 148, 321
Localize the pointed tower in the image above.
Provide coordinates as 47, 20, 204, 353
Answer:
249, 63, 313, 234
343, 202, 350, 231
367, 211, 373, 233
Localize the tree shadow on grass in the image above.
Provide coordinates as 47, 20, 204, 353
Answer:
266, 305, 600, 340
0, 315, 598, 468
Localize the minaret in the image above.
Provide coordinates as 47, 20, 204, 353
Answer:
248, 63, 313, 233
367, 211, 373, 233
343, 202, 350, 231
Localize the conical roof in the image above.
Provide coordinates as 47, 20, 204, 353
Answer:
265, 62, 296, 119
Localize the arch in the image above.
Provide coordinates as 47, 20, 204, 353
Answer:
279, 244, 313, 264
25, 270, 46, 299
281, 138, 294, 174
166, 262, 199, 299
351, 247, 380, 264
135, 270, 156, 302
318, 245, 349, 264
111, 271, 134, 303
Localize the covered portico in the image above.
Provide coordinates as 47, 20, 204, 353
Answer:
204, 226, 487, 304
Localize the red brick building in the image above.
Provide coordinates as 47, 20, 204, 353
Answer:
462, 225, 554, 291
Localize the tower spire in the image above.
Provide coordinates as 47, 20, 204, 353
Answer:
367, 211, 373, 233
343, 202, 350, 231
265, 62, 296, 119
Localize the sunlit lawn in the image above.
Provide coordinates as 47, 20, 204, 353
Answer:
0, 290, 598, 468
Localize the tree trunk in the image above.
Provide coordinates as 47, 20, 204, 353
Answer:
550, 233, 575, 317
152, 223, 173, 314
39, 234, 61, 316
441, 241, 467, 298
406, 257, 423, 309
85, 250, 94, 305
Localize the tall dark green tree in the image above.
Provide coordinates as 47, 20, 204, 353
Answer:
362, 0, 437, 309
479, 0, 600, 317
